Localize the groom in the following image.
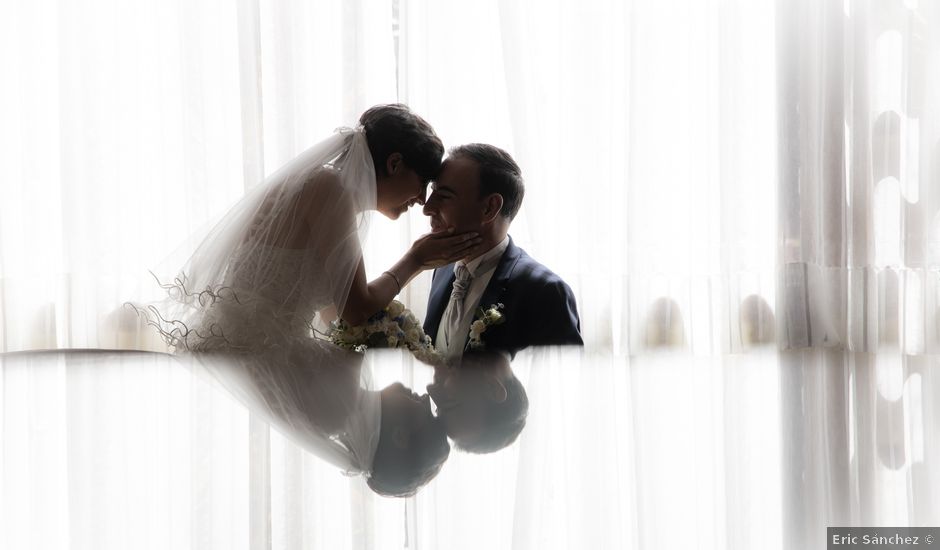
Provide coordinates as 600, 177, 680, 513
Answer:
422, 144, 583, 358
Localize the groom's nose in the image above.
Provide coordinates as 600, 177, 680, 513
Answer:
427, 382, 444, 408
422, 197, 435, 216
415, 186, 427, 206
427, 382, 456, 411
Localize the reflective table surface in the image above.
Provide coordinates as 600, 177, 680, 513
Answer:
2, 347, 937, 550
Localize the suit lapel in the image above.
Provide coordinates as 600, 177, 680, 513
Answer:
459, 238, 523, 354
424, 265, 456, 343
471, 237, 523, 323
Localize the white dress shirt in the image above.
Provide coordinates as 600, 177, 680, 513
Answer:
436, 236, 510, 356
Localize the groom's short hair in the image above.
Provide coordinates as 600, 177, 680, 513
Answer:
449, 144, 525, 221
456, 369, 528, 454
451, 352, 529, 454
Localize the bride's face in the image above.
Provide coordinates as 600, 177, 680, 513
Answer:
379, 382, 445, 450
426, 366, 489, 441
369, 382, 451, 496
376, 154, 428, 220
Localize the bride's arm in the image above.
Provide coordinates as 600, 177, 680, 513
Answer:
340, 258, 412, 326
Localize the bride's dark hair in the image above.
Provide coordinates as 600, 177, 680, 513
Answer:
367, 405, 451, 498
359, 104, 444, 183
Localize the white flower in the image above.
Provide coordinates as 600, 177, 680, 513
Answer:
399, 316, 416, 332
325, 301, 442, 359
386, 300, 405, 318
401, 312, 419, 331
378, 319, 396, 335
464, 303, 506, 351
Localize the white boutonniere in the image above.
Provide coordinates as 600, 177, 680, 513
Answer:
467, 303, 506, 350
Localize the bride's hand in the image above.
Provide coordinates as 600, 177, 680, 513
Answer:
408, 229, 483, 270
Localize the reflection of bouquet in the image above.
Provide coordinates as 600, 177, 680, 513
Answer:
327, 300, 441, 363
467, 303, 505, 351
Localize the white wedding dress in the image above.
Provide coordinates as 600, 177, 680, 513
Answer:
134, 127, 382, 476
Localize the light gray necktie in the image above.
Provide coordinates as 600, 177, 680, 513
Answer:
440, 263, 473, 355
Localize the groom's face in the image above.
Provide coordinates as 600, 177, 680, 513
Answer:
423, 156, 484, 234
427, 365, 501, 442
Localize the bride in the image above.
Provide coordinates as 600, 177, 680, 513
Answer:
138, 104, 475, 496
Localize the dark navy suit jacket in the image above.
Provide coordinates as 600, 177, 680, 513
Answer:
423, 237, 583, 357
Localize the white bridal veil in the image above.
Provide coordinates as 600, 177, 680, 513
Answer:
137, 126, 375, 352
131, 126, 383, 476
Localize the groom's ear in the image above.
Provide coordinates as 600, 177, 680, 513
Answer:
485, 376, 508, 403
385, 152, 404, 175
481, 193, 504, 223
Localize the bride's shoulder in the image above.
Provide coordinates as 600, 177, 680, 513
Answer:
297, 167, 356, 223
301, 166, 342, 197
297, 167, 348, 206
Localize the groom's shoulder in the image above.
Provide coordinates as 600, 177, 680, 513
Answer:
509, 244, 570, 289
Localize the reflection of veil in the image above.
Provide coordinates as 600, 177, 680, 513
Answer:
130, 127, 383, 473
184, 346, 381, 476
135, 127, 375, 351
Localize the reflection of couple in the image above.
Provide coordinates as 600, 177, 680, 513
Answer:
188, 346, 524, 497
373, 350, 526, 496
137, 104, 581, 495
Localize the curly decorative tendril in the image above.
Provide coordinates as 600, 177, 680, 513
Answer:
123, 272, 251, 352
152, 271, 242, 308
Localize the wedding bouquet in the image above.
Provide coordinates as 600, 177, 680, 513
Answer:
327, 300, 442, 364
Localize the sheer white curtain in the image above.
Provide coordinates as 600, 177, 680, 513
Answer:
1, 0, 246, 351
773, 0, 940, 540
2, 0, 939, 549
778, 0, 940, 355
399, 0, 778, 354
0, 0, 397, 352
